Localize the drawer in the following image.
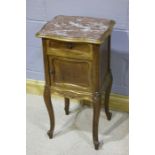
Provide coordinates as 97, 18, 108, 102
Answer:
46, 40, 93, 60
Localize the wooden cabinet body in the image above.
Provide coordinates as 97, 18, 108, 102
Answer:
37, 15, 115, 150
43, 38, 110, 101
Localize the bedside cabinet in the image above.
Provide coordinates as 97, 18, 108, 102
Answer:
36, 15, 115, 150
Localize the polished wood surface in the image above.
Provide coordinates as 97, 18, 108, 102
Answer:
37, 15, 115, 150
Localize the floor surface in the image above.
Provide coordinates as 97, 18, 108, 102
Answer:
26, 94, 129, 155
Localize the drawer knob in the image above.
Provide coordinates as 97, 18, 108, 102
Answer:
66, 43, 74, 49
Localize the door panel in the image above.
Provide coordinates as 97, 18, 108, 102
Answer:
49, 57, 92, 90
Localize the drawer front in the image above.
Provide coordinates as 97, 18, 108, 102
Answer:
48, 56, 93, 91
46, 40, 93, 60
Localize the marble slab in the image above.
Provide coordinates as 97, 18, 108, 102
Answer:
36, 15, 115, 44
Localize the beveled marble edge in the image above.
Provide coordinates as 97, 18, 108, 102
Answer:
36, 20, 115, 44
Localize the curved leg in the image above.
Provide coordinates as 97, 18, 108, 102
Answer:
64, 97, 70, 115
44, 85, 55, 138
104, 71, 113, 120
93, 92, 101, 150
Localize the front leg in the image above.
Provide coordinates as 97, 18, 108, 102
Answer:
92, 92, 101, 150
43, 85, 55, 138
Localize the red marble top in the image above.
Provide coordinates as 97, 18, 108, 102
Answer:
36, 15, 115, 44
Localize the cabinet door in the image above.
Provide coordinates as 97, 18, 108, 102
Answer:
48, 57, 92, 90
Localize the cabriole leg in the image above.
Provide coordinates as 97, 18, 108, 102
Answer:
92, 92, 101, 150
64, 97, 70, 115
104, 71, 113, 120
43, 85, 55, 138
